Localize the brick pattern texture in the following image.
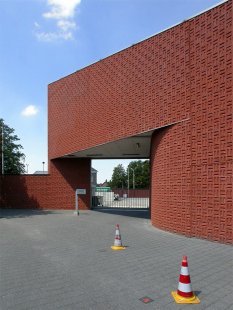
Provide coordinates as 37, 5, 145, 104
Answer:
1, 1, 232, 243
1, 159, 91, 211
48, 18, 190, 160
189, 3, 232, 243
150, 122, 192, 237
150, 1, 232, 244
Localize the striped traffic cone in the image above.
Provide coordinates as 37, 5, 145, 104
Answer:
111, 224, 126, 250
171, 256, 200, 304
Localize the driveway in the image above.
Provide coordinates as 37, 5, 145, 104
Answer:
0, 209, 232, 310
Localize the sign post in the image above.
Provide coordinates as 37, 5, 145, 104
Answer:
74, 189, 86, 216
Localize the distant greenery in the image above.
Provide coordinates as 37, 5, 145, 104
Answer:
108, 164, 127, 189
0, 118, 25, 174
108, 160, 150, 189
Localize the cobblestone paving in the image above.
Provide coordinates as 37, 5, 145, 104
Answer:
0, 209, 232, 310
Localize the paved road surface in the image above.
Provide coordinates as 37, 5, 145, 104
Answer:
0, 209, 232, 310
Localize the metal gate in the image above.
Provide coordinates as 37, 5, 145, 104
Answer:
92, 188, 149, 209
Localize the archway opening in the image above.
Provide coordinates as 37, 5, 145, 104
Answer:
91, 159, 150, 211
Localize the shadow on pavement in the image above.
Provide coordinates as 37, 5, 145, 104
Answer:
195, 291, 202, 296
92, 207, 150, 219
0, 209, 59, 219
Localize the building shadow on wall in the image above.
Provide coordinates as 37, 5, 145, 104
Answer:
51, 158, 90, 189
0, 209, 57, 219
51, 158, 91, 209
150, 125, 170, 157
93, 207, 150, 219
0, 175, 48, 218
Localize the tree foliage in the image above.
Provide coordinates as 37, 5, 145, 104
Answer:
109, 160, 150, 189
127, 160, 150, 189
108, 164, 127, 189
0, 119, 25, 174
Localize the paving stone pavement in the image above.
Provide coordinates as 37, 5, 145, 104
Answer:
0, 208, 232, 310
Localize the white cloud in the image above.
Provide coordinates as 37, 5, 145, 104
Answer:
57, 20, 76, 32
36, 31, 73, 42
21, 105, 39, 117
35, 0, 81, 42
34, 22, 40, 28
43, 0, 81, 20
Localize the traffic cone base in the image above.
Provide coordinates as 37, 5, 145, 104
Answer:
111, 245, 126, 251
171, 291, 200, 304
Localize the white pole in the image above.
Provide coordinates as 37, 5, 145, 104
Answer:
127, 167, 129, 198
74, 189, 79, 215
131, 168, 135, 190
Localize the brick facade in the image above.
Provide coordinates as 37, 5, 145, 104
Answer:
1, 1, 232, 243
150, 122, 192, 237
189, 4, 232, 243
1, 159, 91, 211
48, 17, 191, 160
151, 1, 232, 243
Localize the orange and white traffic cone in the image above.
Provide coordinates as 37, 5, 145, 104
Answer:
111, 224, 126, 250
171, 256, 200, 304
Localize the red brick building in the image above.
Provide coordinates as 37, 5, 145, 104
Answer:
1, 0, 232, 244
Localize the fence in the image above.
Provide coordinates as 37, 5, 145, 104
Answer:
92, 188, 149, 209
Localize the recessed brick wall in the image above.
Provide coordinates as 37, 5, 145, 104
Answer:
150, 122, 192, 237
1, 159, 91, 211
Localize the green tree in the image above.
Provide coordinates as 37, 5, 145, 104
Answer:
127, 160, 150, 189
109, 160, 150, 189
142, 160, 150, 188
0, 119, 25, 174
109, 164, 126, 189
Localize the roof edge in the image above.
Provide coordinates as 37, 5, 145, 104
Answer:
49, 0, 229, 86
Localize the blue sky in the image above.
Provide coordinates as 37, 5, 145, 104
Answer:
0, 0, 224, 182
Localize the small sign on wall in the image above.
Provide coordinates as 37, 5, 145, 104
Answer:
76, 189, 86, 195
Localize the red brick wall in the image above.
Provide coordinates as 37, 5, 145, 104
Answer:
1, 175, 49, 209
113, 189, 149, 198
49, 158, 91, 210
189, 3, 232, 243
1, 158, 91, 210
48, 19, 190, 159
150, 1, 232, 244
47, 1, 232, 243
150, 122, 192, 236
